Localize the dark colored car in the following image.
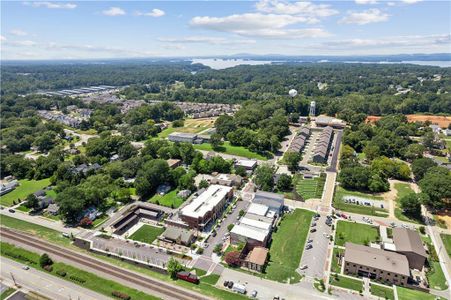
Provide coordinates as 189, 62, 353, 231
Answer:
227, 281, 234, 289
223, 281, 229, 287
310, 228, 317, 233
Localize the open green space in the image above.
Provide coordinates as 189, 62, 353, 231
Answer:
333, 186, 388, 217
440, 234, 451, 258
294, 174, 326, 200
92, 214, 109, 228
426, 260, 448, 290
0, 215, 70, 246
128, 224, 164, 244
0, 242, 159, 300
394, 183, 424, 224
193, 141, 268, 160
329, 275, 363, 292
0, 287, 16, 300
158, 118, 214, 138
335, 220, 380, 246
16, 205, 31, 212
331, 247, 345, 273
0, 178, 51, 207
263, 209, 314, 283
149, 190, 184, 208
370, 284, 394, 300
397, 286, 445, 300
201, 274, 220, 285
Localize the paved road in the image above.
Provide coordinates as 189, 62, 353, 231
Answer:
326, 130, 343, 173
1, 257, 111, 300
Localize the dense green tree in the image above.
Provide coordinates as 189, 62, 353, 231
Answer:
254, 165, 274, 191
276, 174, 292, 192
210, 133, 223, 150
284, 151, 301, 172
411, 158, 437, 181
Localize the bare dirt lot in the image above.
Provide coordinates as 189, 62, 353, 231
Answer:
367, 115, 451, 128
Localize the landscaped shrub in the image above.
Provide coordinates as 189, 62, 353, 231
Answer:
39, 253, 53, 268
69, 275, 86, 284
56, 270, 66, 277
43, 265, 53, 272
112, 291, 131, 300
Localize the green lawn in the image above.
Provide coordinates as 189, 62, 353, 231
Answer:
158, 118, 214, 138
329, 275, 363, 292
0, 178, 51, 206
370, 284, 394, 300
0, 215, 70, 246
16, 205, 31, 212
92, 214, 109, 228
149, 190, 184, 208
440, 234, 451, 258
397, 286, 445, 300
331, 247, 345, 273
201, 274, 220, 285
335, 220, 380, 246
426, 260, 448, 290
193, 141, 268, 160
0, 242, 159, 300
264, 209, 314, 283
0, 287, 16, 300
295, 174, 326, 200
128, 224, 164, 244
394, 183, 424, 224
333, 186, 388, 217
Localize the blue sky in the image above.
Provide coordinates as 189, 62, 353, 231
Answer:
1, 0, 450, 60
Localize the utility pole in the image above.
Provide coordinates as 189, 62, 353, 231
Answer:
10, 272, 17, 286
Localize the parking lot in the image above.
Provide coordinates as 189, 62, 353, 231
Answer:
298, 213, 333, 279
342, 195, 386, 209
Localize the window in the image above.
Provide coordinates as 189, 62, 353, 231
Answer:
387, 273, 391, 275
394, 274, 398, 278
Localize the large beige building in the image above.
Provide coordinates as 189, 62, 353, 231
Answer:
392, 228, 427, 270
343, 243, 410, 286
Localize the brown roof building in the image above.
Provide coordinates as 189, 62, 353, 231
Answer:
393, 228, 427, 270
242, 246, 268, 272
344, 243, 410, 286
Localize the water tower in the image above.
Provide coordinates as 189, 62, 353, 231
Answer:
309, 101, 316, 117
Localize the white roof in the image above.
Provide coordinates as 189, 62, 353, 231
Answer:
235, 159, 257, 168
181, 185, 232, 219
240, 217, 271, 231
231, 224, 269, 242
383, 242, 397, 251
247, 203, 269, 216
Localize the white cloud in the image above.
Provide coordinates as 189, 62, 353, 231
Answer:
339, 9, 389, 25
255, 0, 338, 18
0, 35, 6, 41
355, 0, 378, 4
10, 29, 28, 36
102, 7, 126, 16
401, 0, 422, 4
136, 8, 165, 17
3, 40, 37, 46
190, 13, 330, 38
24, 2, 77, 9
159, 36, 256, 45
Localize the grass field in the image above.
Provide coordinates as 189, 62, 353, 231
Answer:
440, 234, 451, 258
159, 118, 216, 138
335, 220, 380, 246
370, 284, 394, 300
333, 186, 388, 217
0, 287, 16, 300
329, 275, 363, 292
397, 286, 445, 300
426, 260, 448, 290
295, 174, 326, 200
394, 183, 423, 224
331, 247, 345, 273
128, 224, 164, 244
193, 141, 268, 160
0, 242, 159, 300
0, 178, 51, 206
263, 209, 314, 283
92, 214, 109, 228
149, 190, 184, 208
0, 215, 70, 246
201, 274, 220, 285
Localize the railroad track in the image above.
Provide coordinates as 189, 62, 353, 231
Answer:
0, 227, 210, 300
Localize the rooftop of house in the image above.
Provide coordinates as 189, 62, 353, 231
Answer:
392, 228, 427, 258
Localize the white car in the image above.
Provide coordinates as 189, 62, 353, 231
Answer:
300, 265, 308, 270
22, 265, 30, 270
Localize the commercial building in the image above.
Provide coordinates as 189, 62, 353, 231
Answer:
315, 116, 346, 129
312, 126, 333, 163
253, 191, 284, 214
234, 159, 258, 171
343, 243, 410, 286
168, 132, 198, 143
161, 226, 195, 246
230, 223, 270, 248
180, 185, 233, 230
209, 173, 243, 187
111, 203, 166, 235
392, 228, 427, 270
0, 180, 18, 196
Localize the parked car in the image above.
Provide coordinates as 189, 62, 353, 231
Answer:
232, 283, 246, 294
300, 265, 308, 270
251, 290, 258, 298
310, 228, 317, 233
223, 280, 229, 287
176, 271, 199, 284
306, 244, 313, 250
307, 239, 313, 243
8, 209, 15, 213
311, 222, 317, 227
227, 281, 234, 289
22, 265, 29, 270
